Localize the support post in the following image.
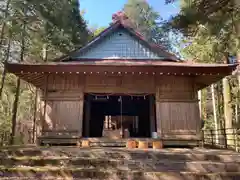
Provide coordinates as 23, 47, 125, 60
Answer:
155, 100, 162, 138
42, 75, 49, 135
211, 84, 219, 144
198, 90, 202, 118
32, 88, 38, 143
41, 44, 48, 136
84, 95, 90, 137
79, 91, 84, 137
149, 95, 156, 137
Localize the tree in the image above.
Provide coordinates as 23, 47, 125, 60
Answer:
0, 0, 11, 48
0, 0, 90, 145
166, 0, 240, 145
20, 0, 90, 56
166, 0, 240, 81
93, 27, 106, 36
123, 0, 173, 51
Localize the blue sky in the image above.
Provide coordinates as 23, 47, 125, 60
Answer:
80, 0, 180, 28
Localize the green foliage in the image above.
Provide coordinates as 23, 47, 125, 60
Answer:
167, 0, 240, 130
10, 0, 90, 55
168, 0, 239, 55
0, 0, 90, 145
123, 0, 174, 51
91, 26, 106, 37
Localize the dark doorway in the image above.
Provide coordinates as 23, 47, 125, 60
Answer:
82, 94, 156, 138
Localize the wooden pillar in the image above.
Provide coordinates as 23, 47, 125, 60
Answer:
198, 90, 202, 119
42, 75, 49, 135
155, 86, 162, 138
149, 95, 156, 135
155, 100, 162, 138
79, 92, 84, 137
84, 95, 90, 137
32, 88, 38, 143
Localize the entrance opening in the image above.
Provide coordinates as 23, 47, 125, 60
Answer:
82, 93, 156, 138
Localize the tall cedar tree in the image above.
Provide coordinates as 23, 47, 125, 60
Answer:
166, 0, 240, 134
0, 0, 90, 144
123, 0, 172, 51
26, 0, 90, 54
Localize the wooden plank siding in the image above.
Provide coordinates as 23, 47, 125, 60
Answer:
41, 75, 84, 136
156, 101, 200, 139
73, 29, 161, 59
155, 76, 200, 140
40, 74, 201, 140
84, 74, 155, 93
41, 100, 83, 134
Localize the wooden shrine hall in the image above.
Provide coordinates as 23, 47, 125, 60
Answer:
6, 12, 238, 147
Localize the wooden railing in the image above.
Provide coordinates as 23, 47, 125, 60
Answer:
202, 128, 240, 152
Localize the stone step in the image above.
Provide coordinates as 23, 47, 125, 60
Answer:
90, 142, 126, 147
0, 167, 240, 180
1, 148, 240, 162
1, 158, 240, 173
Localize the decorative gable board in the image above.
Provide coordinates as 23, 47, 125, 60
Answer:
72, 29, 162, 59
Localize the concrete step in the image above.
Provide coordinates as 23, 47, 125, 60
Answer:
1, 158, 240, 173
0, 167, 240, 180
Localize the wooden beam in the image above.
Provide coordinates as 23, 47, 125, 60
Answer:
6, 62, 237, 75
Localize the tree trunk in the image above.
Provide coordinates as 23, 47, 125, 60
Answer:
9, 78, 20, 145
42, 44, 48, 62
222, 54, 233, 145
10, 18, 26, 145
0, 0, 11, 47
234, 0, 240, 127
0, 37, 11, 99
216, 81, 225, 145
33, 44, 48, 142
234, 0, 240, 64
211, 84, 219, 144
216, 82, 224, 128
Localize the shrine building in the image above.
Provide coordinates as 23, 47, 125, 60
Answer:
5, 13, 238, 146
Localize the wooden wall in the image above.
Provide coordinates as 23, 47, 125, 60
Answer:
46, 74, 155, 93
84, 74, 155, 93
155, 76, 200, 139
40, 74, 201, 139
41, 76, 84, 136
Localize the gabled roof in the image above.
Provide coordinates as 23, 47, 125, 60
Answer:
54, 19, 180, 62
